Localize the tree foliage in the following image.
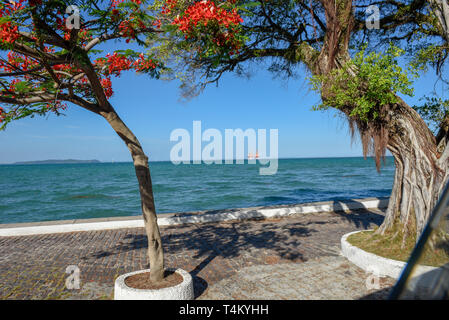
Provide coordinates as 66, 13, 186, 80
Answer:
414, 96, 449, 132
0, 0, 246, 126
0, 0, 167, 129
310, 44, 418, 122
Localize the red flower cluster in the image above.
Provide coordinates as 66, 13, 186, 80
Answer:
94, 54, 156, 100
173, 1, 243, 32
0, 52, 39, 73
79, 28, 93, 43
48, 64, 88, 86
0, 106, 5, 123
161, 0, 178, 15
152, 19, 162, 29
100, 77, 114, 98
93, 52, 160, 99
116, 10, 146, 43
97, 52, 158, 78
52, 64, 85, 82
168, 1, 243, 53
0, 0, 25, 44
62, 26, 93, 45
8, 79, 20, 92
119, 20, 139, 43
105, 53, 133, 76
0, 0, 161, 119
133, 54, 157, 71
110, 1, 146, 42
45, 101, 67, 112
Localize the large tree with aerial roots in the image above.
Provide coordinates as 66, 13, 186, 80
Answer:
150, 0, 449, 246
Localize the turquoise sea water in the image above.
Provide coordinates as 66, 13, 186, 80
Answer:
0, 157, 395, 224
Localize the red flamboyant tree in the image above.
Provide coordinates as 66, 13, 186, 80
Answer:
0, 0, 243, 283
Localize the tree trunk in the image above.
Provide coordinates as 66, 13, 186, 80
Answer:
378, 101, 449, 240
429, 0, 449, 42
101, 109, 165, 282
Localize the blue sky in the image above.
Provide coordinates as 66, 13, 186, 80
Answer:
0, 52, 447, 164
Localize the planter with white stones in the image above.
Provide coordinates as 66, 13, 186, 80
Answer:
114, 268, 194, 300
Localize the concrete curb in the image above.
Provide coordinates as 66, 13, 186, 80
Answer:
114, 268, 194, 300
0, 197, 388, 237
341, 230, 437, 279
341, 230, 445, 297
342, 230, 412, 278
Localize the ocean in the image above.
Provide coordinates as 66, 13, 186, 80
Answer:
0, 157, 395, 224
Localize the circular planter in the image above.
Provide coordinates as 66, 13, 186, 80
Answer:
341, 230, 445, 297
114, 268, 194, 300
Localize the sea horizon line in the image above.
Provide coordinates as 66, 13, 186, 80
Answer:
0, 155, 395, 165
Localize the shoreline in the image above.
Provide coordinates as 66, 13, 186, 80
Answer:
0, 197, 389, 237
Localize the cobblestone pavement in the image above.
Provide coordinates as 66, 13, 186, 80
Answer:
199, 256, 395, 300
0, 209, 394, 299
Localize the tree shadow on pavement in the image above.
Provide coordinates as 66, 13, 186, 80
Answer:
359, 286, 393, 300
87, 219, 320, 297
85, 208, 384, 298
91, 220, 317, 261
331, 203, 386, 229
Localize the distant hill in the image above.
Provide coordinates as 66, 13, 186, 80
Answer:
13, 159, 101, 165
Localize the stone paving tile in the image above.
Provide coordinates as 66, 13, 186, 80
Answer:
0, 208, 391, 300
198, 256, 395, 300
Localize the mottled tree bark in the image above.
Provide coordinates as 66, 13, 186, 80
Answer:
101, 109, 165, 282
429, 0, 449, 41
378, 101, 448, 240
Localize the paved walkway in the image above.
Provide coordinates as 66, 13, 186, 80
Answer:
199, 256, 394, 300
0, 208, 395, 300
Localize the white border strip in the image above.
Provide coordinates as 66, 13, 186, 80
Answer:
0, 198, 388, 237
340, 230, 448, 297
341, 230, 437, 279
